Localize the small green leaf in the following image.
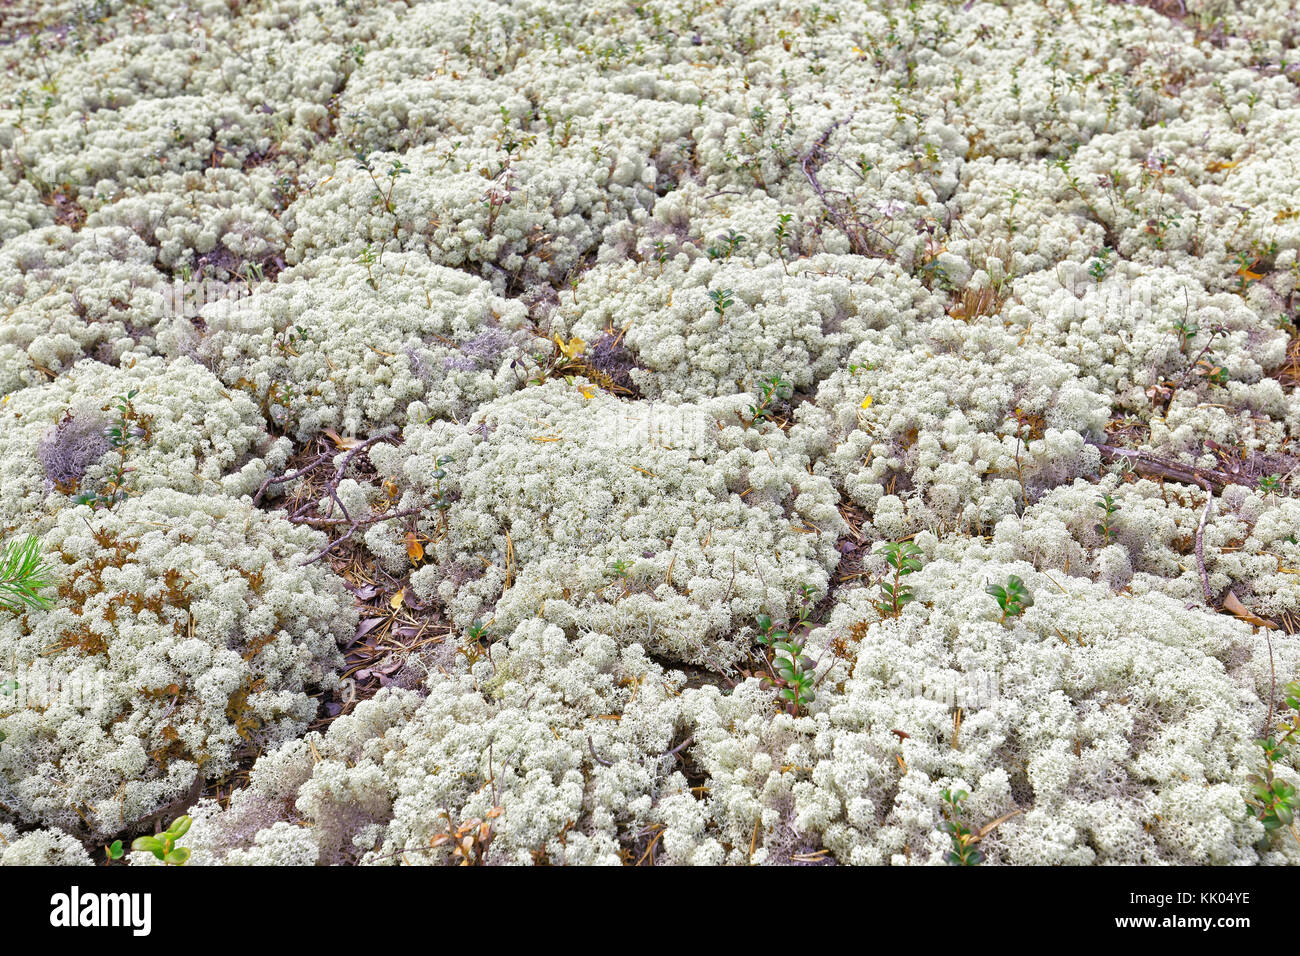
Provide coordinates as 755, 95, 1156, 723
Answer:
132, 835, 164, 857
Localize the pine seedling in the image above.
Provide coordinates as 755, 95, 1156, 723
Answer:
0, 535, 55, 613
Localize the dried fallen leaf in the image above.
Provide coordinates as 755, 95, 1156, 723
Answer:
323, 427, 361, 450
390, 589, 405, 610
1222, 590, 1277, 630
354, 617, 385, 641
405, 531, 424, 564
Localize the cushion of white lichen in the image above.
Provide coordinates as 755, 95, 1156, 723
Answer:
0, 825, 94, 866
0, 488, 352, 839
155, 559, 1300, 866
990, 475, 1300, 621
192, 251, 534, 440
767, 550, 1300, 865
282, 135, 655, 288
144, 687, 423, 866
169, 622, 698, 866
85, 168, 287, 282
548, 254, 941, 404
367, 380, 845, 667
0, 226, 168, 393
0, 355, 276, 529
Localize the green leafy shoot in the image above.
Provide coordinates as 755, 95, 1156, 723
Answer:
746, 372, 792, 427
754, 585, 822, 715
1247, 680, 1300, 845
707, 287, 735, 322
986, 574, 1032, 622
105, 389, 141, 449
1094, 493, 1120, 544
940, 788, 983, 866
430, 455, 453, 533
874, 541, 922, 619
772, 212, 793, 272
755, 614, 817, 715
131, 815, 192, 866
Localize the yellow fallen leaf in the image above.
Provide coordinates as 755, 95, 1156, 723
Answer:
860, 395, 873, 409
405, 532, 423, 564
577, 384, 596, 399
556, 335, 586, 360
390, 588, 405, 609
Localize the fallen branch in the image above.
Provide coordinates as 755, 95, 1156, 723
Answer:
297, 507, 420, 529
279, 429, 411, 565
663, 734, 695, 759
800, 116, 854, 241
251, 451, 330, 505
1090, 441, 1245, 491
292, 427, 399, 524
1194, 478, 1215, 605
302, 507, 419, 565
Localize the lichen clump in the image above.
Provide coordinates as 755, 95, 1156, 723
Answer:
3, 0, 1300, 865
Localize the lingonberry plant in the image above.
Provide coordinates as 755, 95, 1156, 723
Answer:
986, 575, 1032, 622
874, 541, 922, 618
1248, 680, 1300, 845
